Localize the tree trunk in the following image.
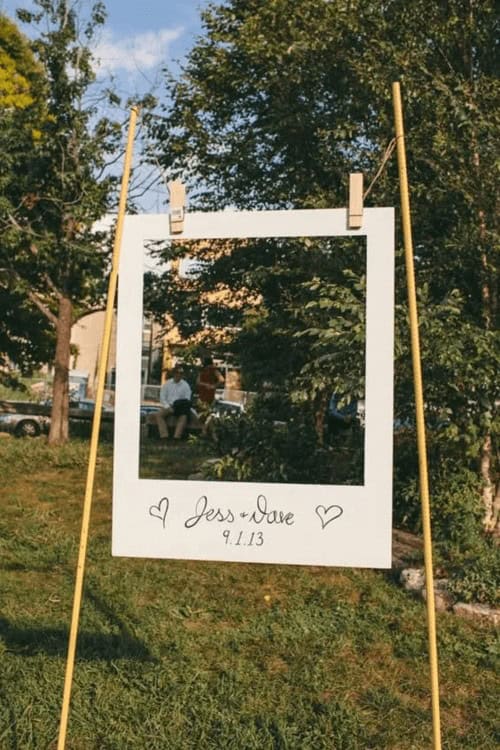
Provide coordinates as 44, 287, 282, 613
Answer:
314, 390, 328, 446
480, 434, 500, 535
473, 125, 498, 532
48, 295, 72, 444
477, 206, 498, 533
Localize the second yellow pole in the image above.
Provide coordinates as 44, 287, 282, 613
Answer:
392, 81, 442, 750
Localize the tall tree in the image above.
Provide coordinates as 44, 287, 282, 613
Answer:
0, 1, 120, 442
0, 14, 55, 380
150, 0, 498, 529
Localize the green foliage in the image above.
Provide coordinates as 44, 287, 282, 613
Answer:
144, 234, 367, 473
0, 287, 55, 379
0, 13, 54, 379
207, 392, 364, 485
393, 447, 483, 539
0, 2, 127, 441
3, 1, 119, 295
447, 541, 500, 606
293, 263, 366, 407
0, 14, 43, 109
139, 436, 215, 480
394, 460, 500, 606
0, 378, 26, 400
429, 467, 500, 607
149, 0, 499, 542
0, 3, 121, 406
209, 396, 327, 483
398, 285, 499, 462
0, 373, 45, 400
430, 466, 486, 550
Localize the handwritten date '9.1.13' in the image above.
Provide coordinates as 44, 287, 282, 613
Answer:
223, 529, 264, 547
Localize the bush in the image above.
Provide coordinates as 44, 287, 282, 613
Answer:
394, 456, 499, 606
447, 540, 500, 606
430, 466, 485, 549
207, 392, 364, 485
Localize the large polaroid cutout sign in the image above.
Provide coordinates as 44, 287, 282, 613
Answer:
113, 208, 394, 567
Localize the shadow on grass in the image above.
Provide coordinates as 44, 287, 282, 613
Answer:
1, 558, 155, 662
0, 582, 155, 661
0, 615, 153, 661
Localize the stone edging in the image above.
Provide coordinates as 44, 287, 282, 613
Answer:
399, 567, 499, 626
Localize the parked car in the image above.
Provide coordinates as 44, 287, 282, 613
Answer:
0, 401, 50, 437
43, 397, 114, 413
69, 398, 114, 413
211, 399, 245, 418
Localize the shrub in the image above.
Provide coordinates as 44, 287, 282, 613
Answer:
207, 392, 364, 485
394, 456, 499, 606
446, 540, 500, 606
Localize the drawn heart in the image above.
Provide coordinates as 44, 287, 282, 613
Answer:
315, 504, 343, 529
149, 497, 169, 528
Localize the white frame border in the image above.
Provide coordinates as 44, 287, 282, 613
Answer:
113, 208, 394, 568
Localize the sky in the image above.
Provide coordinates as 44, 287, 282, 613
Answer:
0, 0, 212, 210
89, 0, 208, 99
0, 0, 209, 94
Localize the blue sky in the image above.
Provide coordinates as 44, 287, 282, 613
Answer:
0, 1, 213, 209
91, 0, 208, 96
0, 1, 210, 98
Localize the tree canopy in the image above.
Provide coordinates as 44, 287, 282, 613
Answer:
0, 12, 55, 376
0, 1, 121, 442
148, 0, 499, 529
0, 13, 44, 109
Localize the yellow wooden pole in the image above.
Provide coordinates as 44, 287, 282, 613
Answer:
392, 82, 442, 750
57, 106, 139, 750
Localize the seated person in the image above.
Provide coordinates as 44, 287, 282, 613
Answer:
154, 365, 192, 440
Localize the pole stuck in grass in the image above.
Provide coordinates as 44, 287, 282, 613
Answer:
57, 106, 138, 750
392, 80, 442, 750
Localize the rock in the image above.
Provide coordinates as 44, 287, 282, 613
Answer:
401, 570, 454, 611
452, 602, 500, 626
433, 590, 452, 612
422, 579, 454, 611
400, 567, 425, 592
398, 557, 498, 622
392, 529, 422, 569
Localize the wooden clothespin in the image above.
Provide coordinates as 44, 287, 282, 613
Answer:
348, 173, 363, 229
168, 180, 186, 234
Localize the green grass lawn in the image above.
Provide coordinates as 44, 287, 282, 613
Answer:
139, 435, 217, 480
0, 438, 498, 749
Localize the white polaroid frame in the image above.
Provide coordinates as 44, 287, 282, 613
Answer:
113, 208, 394, 567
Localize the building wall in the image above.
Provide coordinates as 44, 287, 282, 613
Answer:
70, 311, 117, 398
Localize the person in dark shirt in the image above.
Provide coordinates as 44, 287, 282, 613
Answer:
326, 393, 358, 440
196, 357, 224, 407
